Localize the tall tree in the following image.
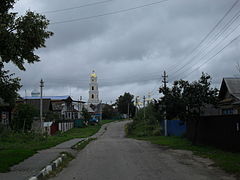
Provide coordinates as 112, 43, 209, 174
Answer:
0, 0, 53, 70
116, 92, 135, 117
0, 0, 53, 105
159, 73, 219, 144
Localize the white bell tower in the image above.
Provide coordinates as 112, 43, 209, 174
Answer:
88, 70, 99, 105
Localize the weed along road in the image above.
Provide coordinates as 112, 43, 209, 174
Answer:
52, 121, 235, 180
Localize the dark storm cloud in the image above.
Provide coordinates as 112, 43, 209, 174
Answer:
9, 0, 240, 102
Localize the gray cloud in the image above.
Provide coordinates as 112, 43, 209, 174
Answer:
6, 0, 240, 102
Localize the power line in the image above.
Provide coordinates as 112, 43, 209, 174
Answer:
41, 0, 114, 14
50, 0, 169, 25
182, 33, 240, 79
170, 19, 240, 81
168, 0, 240, 81
167, 0, 239, 74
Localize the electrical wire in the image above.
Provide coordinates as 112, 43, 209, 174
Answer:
168, 0, 240, 81
182, 33, 240, 79
167, 0, 239, 74
170, 19, 240, 81
50, 0, 169, 25
149, 0, 240, 96
41, 0, 114, 14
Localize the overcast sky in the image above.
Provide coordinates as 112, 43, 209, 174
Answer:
6, 0, 240, 103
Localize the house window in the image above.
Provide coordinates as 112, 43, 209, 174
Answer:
92, 86, 94, 90
92, 94, 94, 99
222, 108, 234, 115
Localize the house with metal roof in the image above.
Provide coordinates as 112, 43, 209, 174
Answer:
218, 77, 240, 115
22, 96, 81, 120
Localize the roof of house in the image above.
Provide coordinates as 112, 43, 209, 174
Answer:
25, 99, 52, 112
24, 96, 72, 101
219, 78, 240, 100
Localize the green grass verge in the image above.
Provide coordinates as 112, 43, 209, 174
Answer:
44, 152, 75, 180
0, 119, 114, 172
72, 138, 97, 151
127, 122, 240, 178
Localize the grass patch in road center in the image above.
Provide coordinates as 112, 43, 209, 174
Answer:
44, 152, 75, 180
72, 138, 97, 151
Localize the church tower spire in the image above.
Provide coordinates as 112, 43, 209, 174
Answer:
88, 70, 99, 105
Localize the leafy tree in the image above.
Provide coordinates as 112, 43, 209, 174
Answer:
102, 104, 115, 119
159, 73, 219, 144
81, 107, 91, 122
0, 69, 21, 107
12, 103, 37, 132
133, 102, 162, 136
116, 92, 135, 117
0, 0, 53, 105
0, 0, 53, 70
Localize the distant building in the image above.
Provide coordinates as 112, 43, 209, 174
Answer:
88, 70, 100, 105
31, 89, 40, 97
86, 70, 102, 120
22, 95, 85, 120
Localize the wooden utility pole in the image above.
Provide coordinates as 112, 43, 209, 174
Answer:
135, 96, 139, 115
162, 71, 168, 92
40, 79, 44, 133
143, 96, 146, 119
162, 71, 168, 136
127, 103, 130, 119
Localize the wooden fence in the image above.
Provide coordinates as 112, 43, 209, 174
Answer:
186, 115, 240, 151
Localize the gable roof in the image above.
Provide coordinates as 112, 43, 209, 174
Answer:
25, 99, 52, 113
219, 78, 240, 100
24, 96, 72, 101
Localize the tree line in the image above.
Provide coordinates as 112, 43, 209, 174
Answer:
127, 73, 219, 144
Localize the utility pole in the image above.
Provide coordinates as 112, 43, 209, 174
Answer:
40, 79, 44, 133
135, 96, 139, 115
100, 100, 102, 121
143, 96, 146, 119
127, 103, 130, 119
162, 71, 168, 136
162, 70, 168, 92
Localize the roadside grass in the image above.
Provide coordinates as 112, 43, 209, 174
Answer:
71, 138, 97, 151
0, 119, 114, 172
126, 122, 240, 178
44, 152, 75, 180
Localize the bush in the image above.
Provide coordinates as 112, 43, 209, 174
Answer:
12, 104, 37, 132
129, 103, 163, 137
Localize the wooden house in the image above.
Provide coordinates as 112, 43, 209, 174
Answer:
218, 78, 240, 115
